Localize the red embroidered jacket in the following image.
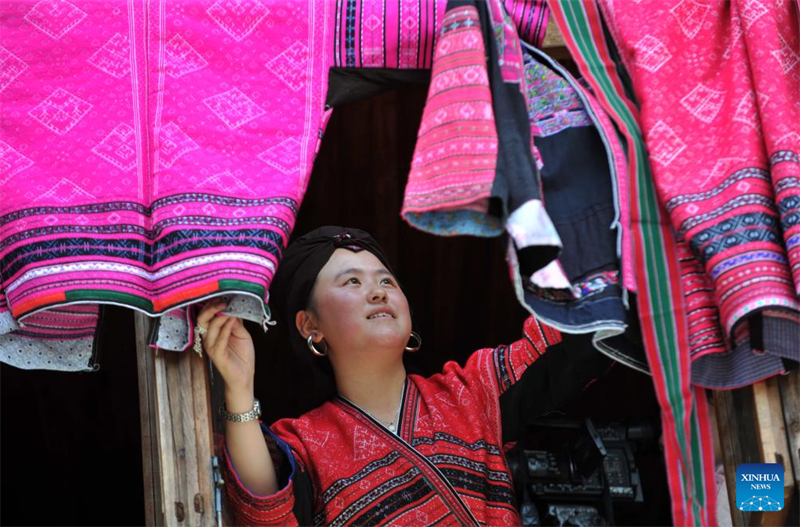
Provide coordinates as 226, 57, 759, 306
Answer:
224, 316, 562, 526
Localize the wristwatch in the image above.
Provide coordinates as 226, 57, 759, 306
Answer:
221, 398, 261, 423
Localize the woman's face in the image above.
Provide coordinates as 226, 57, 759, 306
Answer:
307, 248, 412, 360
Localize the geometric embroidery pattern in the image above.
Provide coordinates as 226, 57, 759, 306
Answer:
265, 41, 309, 91
399, 1, 420, 68
679, 194, 774, 235
680, 84, 725, 123
37, 179, 96, 204
2, 230, 284, 278
353, 426, 383, 462
24, 0, 87, 39
28, 88, 92, 135
87, 33, 131, 79
0, 141, 35, 184
165, 35, 208, 78
158, 122, 199, 168
344, 0, 357, 67
778, 194, 800, 216
733, 91, 767, 129
771, 35, 800, 79
691, 212, 781, 261
363, 14, 382, 31
363, 46, 383, 68
669, 0, 711, 38
722, 24, 744, 60
524, 55, 591, 137
740, 0, 768, 29
92, 123, 137, 171
703, 156, 748, 186
206, 0, 269, 42
647, 120, 686, 166
258, 138, 301, 175
199, 170, 255, 196
318, 452, 403, 506
0, 46, 28, 93
203, 88, 267, 129
774, 134, 800, 154
634, 35, 672, 73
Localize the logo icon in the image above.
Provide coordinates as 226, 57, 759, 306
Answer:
736, 463, 783, 511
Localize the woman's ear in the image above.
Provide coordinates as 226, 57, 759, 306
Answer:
296, 310, 321, 341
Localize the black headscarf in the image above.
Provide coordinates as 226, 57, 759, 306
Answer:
270, 226, 397, 360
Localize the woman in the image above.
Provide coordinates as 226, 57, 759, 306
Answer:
197, 226, 564, 526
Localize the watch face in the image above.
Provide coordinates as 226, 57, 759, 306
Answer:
254, 399, 262, 417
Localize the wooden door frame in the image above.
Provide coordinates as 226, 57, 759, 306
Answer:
135, 312, 219, 527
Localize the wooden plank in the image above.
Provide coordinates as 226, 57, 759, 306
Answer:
153, 347, 217, 526
154, 349, 179, 524
714, 388, 759, 527
135, 310, 217, 527
135, 312, 163, 526
778, 369, 800, 489
190, 348, 215, 520
752, 378, 793, 527
778, 370, 800, 525
715, 378, 796, 527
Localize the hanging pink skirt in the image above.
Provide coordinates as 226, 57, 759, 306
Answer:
598, 0, 800, 387
0, 0, 445, 370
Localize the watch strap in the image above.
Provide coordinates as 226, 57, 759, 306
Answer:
221, 398, 261, 423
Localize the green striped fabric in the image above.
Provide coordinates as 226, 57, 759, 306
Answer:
545, 1, 717, 524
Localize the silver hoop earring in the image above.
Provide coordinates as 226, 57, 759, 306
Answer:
405, 331, 422, 353
307, 334, 328, 357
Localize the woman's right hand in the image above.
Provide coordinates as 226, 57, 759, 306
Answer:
200, 301, 279, 497
197, 300, 256, 396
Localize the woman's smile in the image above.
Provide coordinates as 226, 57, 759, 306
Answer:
367, 308, 395, 320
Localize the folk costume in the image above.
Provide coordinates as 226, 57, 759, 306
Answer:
403, 0, 646, 374
588, 0, 800, 391
224, 318, 563, 526
222, 226, 566, 526
540, 0, 800, 522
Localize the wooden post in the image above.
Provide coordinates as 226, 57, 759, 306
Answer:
778, 370, 800, 517
714, 371, 798, 527
137, 312, 164, 526
715, 386, 759, 527
752, 378, 794, 526
135, 312, 218, 527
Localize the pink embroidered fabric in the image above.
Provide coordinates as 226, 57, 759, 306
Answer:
403, 0, 551, 237
403, 0, 563, 277
402, 5, 499, 231
0, 0, 334, 369
598, 0, 800, 387
0, 0, 445, 370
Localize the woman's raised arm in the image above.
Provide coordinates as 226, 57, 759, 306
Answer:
198, 301, 279, 496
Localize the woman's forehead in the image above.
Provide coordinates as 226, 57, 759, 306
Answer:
320, 248, 389, 277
